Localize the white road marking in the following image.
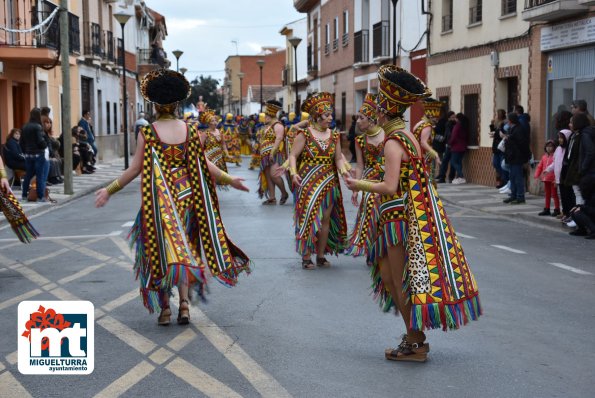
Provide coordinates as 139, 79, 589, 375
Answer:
121, 221, 134, 227
549, 263, 593, 276
0, 369, 32, 397
97, 316, 157, 355
0, 231, 123, 242
165, 358, 243, 398
0, 289, 42, 312
190, 306, 293, 398
456, 233, 476, 239
490, 245, 526, 254
93, 360, 155, 398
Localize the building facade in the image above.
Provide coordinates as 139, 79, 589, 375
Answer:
427, 0, 531, 186
279, 17, 308, 114
0, 0, 168, 161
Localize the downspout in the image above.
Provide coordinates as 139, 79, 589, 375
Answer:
422, 0, 432, 57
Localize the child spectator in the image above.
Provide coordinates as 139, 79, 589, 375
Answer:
546, 129, 572, 218
534, 140, 559, 216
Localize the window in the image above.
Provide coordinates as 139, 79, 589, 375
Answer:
439, 96, 450, 111
342, 10, 349, 47
442, 0, 453, 32
113, 102, 118, 134
463, 94, 480, 146
106, 101, 111, 134
333, 17, 339, 51
501, 0, 516, 16
469, 0, 482, 24
325, 23, 330, 55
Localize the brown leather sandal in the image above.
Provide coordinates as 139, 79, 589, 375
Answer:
385, 335, 429, 362
279, 192, 289, 205
157, 306, 171, 326
262, 198, 277, 205
177, 299, 190, 325
302, 259, 316, 270
316, 257, 331, 268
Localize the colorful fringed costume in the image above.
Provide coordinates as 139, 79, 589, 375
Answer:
222, 121, 241, 164
202, 130, 228, 174
293, 128, 347, 255
129, 123, 251, 313
345, 135, 384, 259
257, 121, 284, 198
249, 123, 264, 170
238, 120, 251, 156
387, 127, 481, 331
0, 188, 39, 243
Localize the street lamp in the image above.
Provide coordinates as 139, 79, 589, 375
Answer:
179, 67, 187, 75
172, 49, 183, 72
227, 83, 232, 113
288, 36, 302, 114
391, 0, 399, 65
256, 59, 265, 112
237, 72, 244, 116
114, 11, 132, 169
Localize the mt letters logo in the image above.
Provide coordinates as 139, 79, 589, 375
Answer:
18, 301, 94, 375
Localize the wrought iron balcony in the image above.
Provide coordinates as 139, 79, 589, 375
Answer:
0, 0, 79, 62
372, 21, 389, 59
442, 14, 453, 32
522, 0, 588, 22
138, 47, 168, 67
353, 29, 369, 64
83, 22, 103, 58
469, 5, 482, 24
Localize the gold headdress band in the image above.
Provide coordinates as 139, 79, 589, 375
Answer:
423, 98, 442, 119
199, 109, 216, 125
359, 93, 378, 122
376, 65, 431, 117
264, 102, 282, 119
301, 92, 333, 116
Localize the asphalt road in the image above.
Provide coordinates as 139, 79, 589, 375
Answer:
0, 159, 594, 398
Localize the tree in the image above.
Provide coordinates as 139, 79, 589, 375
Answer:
187, 75, 222, 113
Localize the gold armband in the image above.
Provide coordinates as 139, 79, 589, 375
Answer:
344, 162, 353, 172
0, 168, 7, 179
281, 160, 289, 169
339, 164, 349, 176
289, 166, 297, 176
217, 171, 234, 185
106, 179, 122, 195
271, 147, 278, 156
427, 149, 438, 159
355, 180, 374, 192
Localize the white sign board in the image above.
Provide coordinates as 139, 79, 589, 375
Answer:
541, 17, 595, 52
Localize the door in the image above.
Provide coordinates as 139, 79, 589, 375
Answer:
576, 78, 595, 118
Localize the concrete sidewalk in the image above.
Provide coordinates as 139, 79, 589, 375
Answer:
0, 159, 124, 227
436, 181, 568, 230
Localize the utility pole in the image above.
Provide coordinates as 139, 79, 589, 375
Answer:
392, 0, 399, 66
60, 0, 73, 194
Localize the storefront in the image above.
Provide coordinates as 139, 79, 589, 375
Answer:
543, 16, 595, 139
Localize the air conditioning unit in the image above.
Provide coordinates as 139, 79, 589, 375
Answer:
490, 51, 499, 67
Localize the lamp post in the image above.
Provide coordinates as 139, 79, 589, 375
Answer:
237, 72, 244, 116
391, 0, 399, 65
179, 67, 187, 75
227, 83, 232, 113
114, 11, 132, 169
288, 36, 302, 114
172, 49, 183, 72
256, 59, 265, 112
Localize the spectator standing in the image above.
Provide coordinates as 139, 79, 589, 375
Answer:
348, 115, 358, 162
78, 110, 97, 155
503, 112, 531, 204
571, 99, 595, 126
490, 109, 508, 188
448, 113, 468, 184
2, 128, 26, 172
134, 112, 149, 140
436, 111, 456, 183
20, 108, 48, 202
533, 140, 559, 216
514, 105, 531, 136
569, 174, 595, 239
432, 105, 448, 162
549, 128, 573, 219
41, 115, 63, 185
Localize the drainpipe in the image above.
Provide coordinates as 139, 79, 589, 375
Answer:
422, 0, 432, 57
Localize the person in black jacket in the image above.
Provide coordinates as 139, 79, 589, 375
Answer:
2, 128, 26, 171
503, 112, 531, 204
569, 174, 595, 239
20, 108, 49, 202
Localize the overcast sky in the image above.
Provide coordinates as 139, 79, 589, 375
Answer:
145, 0, 304, 83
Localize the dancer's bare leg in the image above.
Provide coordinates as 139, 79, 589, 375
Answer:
316, 204, 334, 259
270, 164, 288, 198
264, 166, 276, 200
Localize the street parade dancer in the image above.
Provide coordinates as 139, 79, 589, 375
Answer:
95, 69, 251, 326
286, 92, 348, 269
258, 100, 289, 204
346, 65, 481, 362
0, 156, 39, 243
412, 98, 443, 182
199, 109, 229, 177
238, 117, 252, 156
345, 93, 384, 265
249, 113, 266, 170
222, 113, 242, 166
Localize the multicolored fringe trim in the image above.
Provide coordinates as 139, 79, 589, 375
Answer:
410, 296, 482, 331
0, 189, 39, 243
295, 186, 345, 256
345, 190, 380, 258
368, 220, 406, 313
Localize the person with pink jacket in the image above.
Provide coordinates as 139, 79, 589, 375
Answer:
545, 129, 573, 219
535, 140, 560, 216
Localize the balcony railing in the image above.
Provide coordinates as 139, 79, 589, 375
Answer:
372, 21, 389, 59
0, 0, 79, 54
105, 30, 114, 62
525, 0, 557, 7
342, 33, 349, 47
442, 14, 453, 31
332, 38, 339, 51
138, 47, 168, 67
324, 42, 330, 55
502, 0, 517, 14
354, 29, 369, 64
469, 5, 482, 24
83, 22, 102, 57
522, 0, 587, 21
